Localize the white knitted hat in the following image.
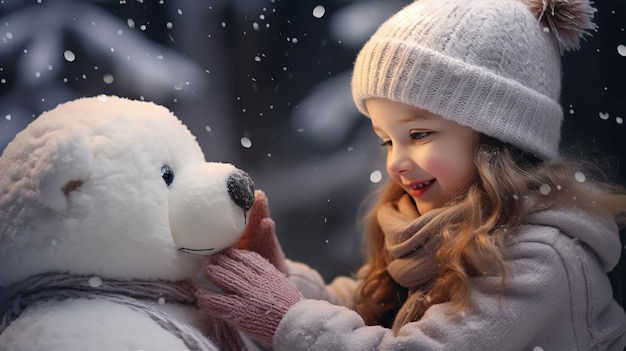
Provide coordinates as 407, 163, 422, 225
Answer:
352, 0, 596, 160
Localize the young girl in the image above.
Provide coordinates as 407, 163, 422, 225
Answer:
195, 0, 626, 349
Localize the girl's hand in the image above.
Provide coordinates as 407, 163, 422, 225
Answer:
195, 248, 303, 345
234, 190, 288, 274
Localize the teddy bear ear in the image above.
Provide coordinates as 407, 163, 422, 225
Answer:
36, 132, 94, 212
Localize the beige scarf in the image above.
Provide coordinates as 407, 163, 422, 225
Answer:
377, 194, 445, 331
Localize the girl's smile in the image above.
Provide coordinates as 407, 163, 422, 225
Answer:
405, 179, 436, 198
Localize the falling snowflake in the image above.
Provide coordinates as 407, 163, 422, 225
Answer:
370, 170, 382, 183
312, 5, 326, 19
240, 137, 252, 148
103, 74, 114, 84
539, 184, 551, 195
574, 171, 586, 183
64, 50, 76, 62
88, 276, 103, 288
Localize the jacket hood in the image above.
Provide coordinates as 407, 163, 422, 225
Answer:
526, 207, 622, 272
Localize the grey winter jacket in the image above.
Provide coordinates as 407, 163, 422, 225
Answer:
276, 207, 626, 350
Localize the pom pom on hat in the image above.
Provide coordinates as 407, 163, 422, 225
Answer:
351, 0, 597, 160
523, 0, 597, 52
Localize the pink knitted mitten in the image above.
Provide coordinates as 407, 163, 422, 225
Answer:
234, 189, 288, 274
196, 248, 303, 345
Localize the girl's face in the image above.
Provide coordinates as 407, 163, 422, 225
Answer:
366, 98, 479, 215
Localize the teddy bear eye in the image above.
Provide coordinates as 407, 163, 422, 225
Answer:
161, 165, 174, 186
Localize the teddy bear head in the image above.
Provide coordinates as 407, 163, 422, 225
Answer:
0, 95, 254, 286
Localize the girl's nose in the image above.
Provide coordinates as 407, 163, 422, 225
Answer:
387, 149, 414, 175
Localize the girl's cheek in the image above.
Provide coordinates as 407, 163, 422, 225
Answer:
429, 144, 473, 174
421, 152, 449, 176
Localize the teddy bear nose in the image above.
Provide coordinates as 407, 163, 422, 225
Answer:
227, 169, 255, 211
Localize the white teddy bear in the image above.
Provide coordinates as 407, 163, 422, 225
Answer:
0, 95, 255, 351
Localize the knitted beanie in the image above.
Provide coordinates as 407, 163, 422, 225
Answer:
351, 0, 596, 160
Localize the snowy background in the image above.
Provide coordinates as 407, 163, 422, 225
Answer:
1, 0, 624, 295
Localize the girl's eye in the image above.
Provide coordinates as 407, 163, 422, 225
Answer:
410, 131, 430, 140
379, 139, 392, 147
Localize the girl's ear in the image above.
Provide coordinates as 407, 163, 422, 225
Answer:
36, 132, 94, 212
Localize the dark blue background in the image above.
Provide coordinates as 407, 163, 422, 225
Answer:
1, 0, 624, 302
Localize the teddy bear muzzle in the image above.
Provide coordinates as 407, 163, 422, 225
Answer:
168, 163, 255, 256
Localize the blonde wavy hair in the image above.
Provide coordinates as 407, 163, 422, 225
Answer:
354, 135, 626, 330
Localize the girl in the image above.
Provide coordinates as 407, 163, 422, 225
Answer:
196, 0, 626, 349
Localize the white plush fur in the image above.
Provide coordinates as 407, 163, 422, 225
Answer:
5, 299, 194, 351
0, 95, 251, 350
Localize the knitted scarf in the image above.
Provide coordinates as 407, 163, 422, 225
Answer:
0, 272, 246, 351
377, 194, 445, 331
